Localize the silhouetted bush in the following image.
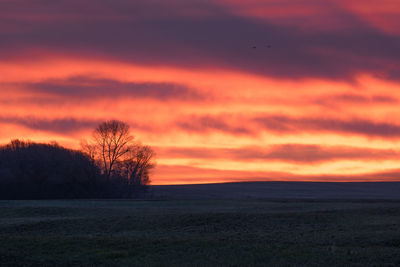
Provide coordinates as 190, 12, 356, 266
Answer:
0, 140, 149, 199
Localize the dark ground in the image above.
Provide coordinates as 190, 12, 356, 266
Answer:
1, 182, 400, 266
151, 181, 400, 199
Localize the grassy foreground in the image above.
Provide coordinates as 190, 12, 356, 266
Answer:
0, 199, 400, 266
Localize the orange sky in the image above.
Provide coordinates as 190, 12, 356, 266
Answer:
1, 0, 400, 184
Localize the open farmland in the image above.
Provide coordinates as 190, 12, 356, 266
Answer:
1, 195, 400, 266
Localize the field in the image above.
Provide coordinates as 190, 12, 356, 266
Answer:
152, 182, 400, 200
1, 198, 400, 266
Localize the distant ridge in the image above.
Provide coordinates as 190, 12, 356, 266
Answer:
151, 181, 400, 200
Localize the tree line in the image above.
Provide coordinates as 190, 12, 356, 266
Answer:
0, 120, 155, 199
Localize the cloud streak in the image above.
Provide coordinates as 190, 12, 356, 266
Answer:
154, 164, 400, 185
256, 115, 400, 138
10, 76, 204, 102
176, 114, 400, 139
156, 144, 399, 163
0, 116, 100, 134
1, 0, 400, 80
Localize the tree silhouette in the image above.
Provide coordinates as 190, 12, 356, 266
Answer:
83, 120, 155, 192
0, 135, 154, 199
117, 145, 155, 187
92, 120, 134, 180
0, 140, 104, 199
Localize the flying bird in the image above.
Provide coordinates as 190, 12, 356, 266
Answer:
250, 45, 271, 49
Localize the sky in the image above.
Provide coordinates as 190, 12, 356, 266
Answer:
1, 0, 400, 184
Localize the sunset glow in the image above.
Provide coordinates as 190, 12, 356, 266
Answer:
2, 0, 400, 184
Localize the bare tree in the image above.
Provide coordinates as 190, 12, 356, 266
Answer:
82, 120, 155, 188
91, 120, 134, 180
119, 145, 155, 187
80, 139, 97, 161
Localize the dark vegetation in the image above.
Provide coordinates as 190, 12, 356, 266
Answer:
0, 120, 155, 199
0, 140, 103, 199
0, 199, 400, 266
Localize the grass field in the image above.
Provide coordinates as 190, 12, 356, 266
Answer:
1, 199, 400, 266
